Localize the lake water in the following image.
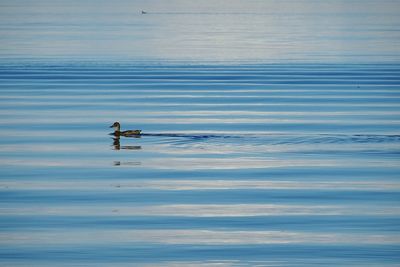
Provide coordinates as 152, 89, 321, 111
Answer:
1, 63, 399, 266
1, 1, 400, 266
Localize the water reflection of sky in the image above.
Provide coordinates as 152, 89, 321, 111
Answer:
0, 0, 399, 62
2, 229, 399, 245
0, 4, 400, 264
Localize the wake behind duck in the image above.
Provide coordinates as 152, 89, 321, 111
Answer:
109, 122, 240, 140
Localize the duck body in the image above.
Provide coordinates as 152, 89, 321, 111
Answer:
114, 130, 142, 137
110, 122, 141, 136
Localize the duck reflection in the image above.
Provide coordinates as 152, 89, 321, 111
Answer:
112, 137, 142, 151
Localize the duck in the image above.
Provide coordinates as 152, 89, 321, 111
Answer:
110, 122, 142, 136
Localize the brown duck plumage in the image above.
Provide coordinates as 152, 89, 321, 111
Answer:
110, 122, 141, 136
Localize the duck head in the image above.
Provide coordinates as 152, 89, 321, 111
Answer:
110, 121, 121, 132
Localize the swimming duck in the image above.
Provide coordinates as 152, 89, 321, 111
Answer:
110, 122, 142, 136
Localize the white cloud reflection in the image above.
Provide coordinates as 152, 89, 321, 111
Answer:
1, 229, 399, 246
2, 204, 400, 217
2, 180, 399, 191
0, 0, 399, 62
0, 157, 359, 169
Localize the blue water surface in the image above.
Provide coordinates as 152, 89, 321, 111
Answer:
1, 0, 400, 266
0, 63, 399, 266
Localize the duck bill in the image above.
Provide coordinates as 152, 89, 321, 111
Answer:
109, 125, 114, 128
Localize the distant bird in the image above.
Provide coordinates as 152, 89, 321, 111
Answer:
141, 10, 147, 14
110, 122, 141, 136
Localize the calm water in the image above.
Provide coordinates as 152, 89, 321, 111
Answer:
1, 0, 400, 266
1, 0, 400, 63
0, 63, 399, 266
